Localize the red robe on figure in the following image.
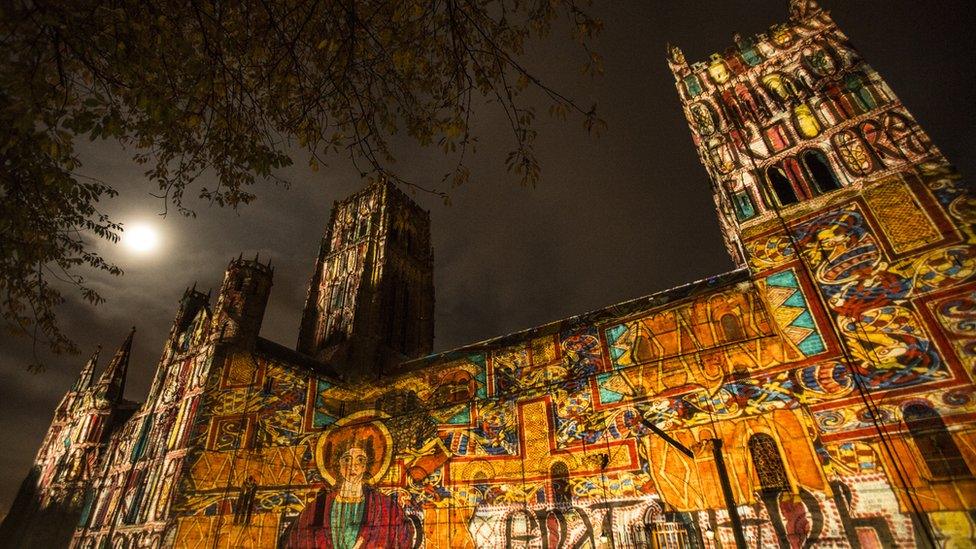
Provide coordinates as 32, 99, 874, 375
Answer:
284, 486, 415, 548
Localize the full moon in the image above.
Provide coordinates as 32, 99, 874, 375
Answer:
123, 223, 160, 253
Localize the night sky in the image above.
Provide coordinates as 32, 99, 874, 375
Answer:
1, 0, 973, 517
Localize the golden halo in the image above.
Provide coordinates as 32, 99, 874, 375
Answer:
315, 410, 393, 486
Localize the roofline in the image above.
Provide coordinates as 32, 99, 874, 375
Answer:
397, 267, 751, 373
255, 337, 344, 383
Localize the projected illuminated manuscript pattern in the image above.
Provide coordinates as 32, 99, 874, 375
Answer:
2, 1, 973, 548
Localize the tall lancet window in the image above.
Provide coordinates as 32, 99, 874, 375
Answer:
767, 166, 799, 206
904, 404, 971, 480
749, 433, 791, 493
551, 462, 571, 508
801, 149, 841, 193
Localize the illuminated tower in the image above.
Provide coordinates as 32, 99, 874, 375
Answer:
668, 0, 945, 266
297, 180, 434, 379
671, 0, 975, 541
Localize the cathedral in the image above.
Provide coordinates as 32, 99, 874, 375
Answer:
2, 0, 974, 547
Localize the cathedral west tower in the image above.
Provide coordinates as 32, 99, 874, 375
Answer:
670, 1, 975, 544
668, 0, 945, 267
297, 180, 434, 379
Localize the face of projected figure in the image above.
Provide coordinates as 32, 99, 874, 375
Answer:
339, 447, 367, 482
337, 446, 367, 499
286, 430, 415, 548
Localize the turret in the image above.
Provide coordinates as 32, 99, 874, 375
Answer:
73, 346, 100, 393
211, 255, 273, 348
788, 0, 822, 21
93, 327, 135, 403
165, 284, 212, 355
53, 347, 101, 418
665, 43, 689, 80
0, 331, 139, 547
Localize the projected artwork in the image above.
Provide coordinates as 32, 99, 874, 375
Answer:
4, 1, 973, 548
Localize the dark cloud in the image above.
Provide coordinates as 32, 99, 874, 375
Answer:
1, 0, 972, 516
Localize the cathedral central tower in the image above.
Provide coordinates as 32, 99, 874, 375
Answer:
297, 180, 434, 379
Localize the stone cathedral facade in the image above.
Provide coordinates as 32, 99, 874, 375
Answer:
2, 1, 975, 547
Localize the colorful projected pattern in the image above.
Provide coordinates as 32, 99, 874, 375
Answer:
7, 2, 973, 549
763, 269, 826, 356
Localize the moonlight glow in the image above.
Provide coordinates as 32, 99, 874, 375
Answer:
123, 223, 160, 253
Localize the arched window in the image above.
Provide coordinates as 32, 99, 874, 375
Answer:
123, 470, 147, 524
720, 313, 745, 341
732, 190, 756, 222
689, 102, 717, 137
707, 136, 737, 174
844, 73, 878, 112
766, 166, 799, 206
761, 71, 801, 106
739, 43, 762, 66
792, 104, 821, 138
801, 150, 841, 193
506, 510, 534, 541
735, 83, 767, 121
859, 119, 905, 166
811, 98, 841, 127
472, 471, 490, 503
832, 130, 877, 177
802, 46, 837, 77
234, 477, 257, 525
683, 75, 703, 98
131, 415, 153, 463
330, 279, 346, 310
904, 404, 972, 480
398, 282, 411, 352
551, 462, 571, 508
381, 275, 397, 343
748, 433, 790, 493
762, 74, 791, 103
883, 112, 930, 158
793, 68, 816, 94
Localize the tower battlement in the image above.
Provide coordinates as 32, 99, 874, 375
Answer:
225, 254, 274, 274
668, 0, 827, 82
211, 254, 274, 348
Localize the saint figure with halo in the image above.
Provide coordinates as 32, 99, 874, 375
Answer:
285, 413, 414, 548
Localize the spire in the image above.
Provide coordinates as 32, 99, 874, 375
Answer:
95, 327, 135, 402
72, 346, 101, 392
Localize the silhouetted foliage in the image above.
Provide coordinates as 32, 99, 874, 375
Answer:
0, 0, 602, 364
